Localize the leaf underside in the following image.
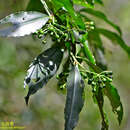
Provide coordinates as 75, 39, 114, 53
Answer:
65, 65, 85, 130
0, 11, 49, 37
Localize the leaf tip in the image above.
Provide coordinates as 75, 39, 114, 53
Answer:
24, 95, 29, 106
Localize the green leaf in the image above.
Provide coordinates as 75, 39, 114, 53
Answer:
51, 0, 85, 29
65, 65, 85, 130
0, 11, 49, 37
76, 56, 102, 73
80, 8, 122, 35
96, 28, 130, 56
73, 0, 94, 8
82, 39, 96, 64
93, 87, 109, 130
51, 0, 73, 14
95, 0, 103, 4
86, 0, 95, 6
26, 0, 44, 12
88, 29, 107, 70
103, 84, 123, 124
94, 48, 107, 71
88, 29, 104, 51
24, 47, 63, 105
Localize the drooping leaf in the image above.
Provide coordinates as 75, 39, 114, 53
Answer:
88, 29, 104, 51
94, 48, 107, 70
0, 11, 49, 37
88, 29, 107, 70
96, 28, 130, 56
93, 87, 109, 130
65, 65, 85, 130
80, 8, 122, 35
24, 47, 63, 105
103, 84, 123, 125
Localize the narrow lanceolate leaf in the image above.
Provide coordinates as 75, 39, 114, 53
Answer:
80, 8, 122, 35
93, 87, 109, 130
65, 65, 85, 130
96, 28, 130, 56
88, 29, 104, 51
88, 29, 107, 70
103, 84, 123, 125
24, 47, 63, 105
94, 48, 107, 71
0, 11, 49, 37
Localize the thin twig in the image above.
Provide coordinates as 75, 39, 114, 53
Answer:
40, 0, 51, 16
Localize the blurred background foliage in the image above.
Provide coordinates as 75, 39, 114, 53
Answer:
0, 0, 130, 130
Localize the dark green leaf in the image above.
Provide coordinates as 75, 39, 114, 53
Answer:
88, 29, 107, 70
95, 0, 103, 5
51, 0, 85, 29
80, 8, 122, 35
96, 28, 130, 56
24, 47, 63, 105
103, 84, 123, 124
94, 48, 107, 70
76, 56, 102, 73
51, 0, 73, 14
93, 87, 109, 130
88, 29, 104, 51
0, 11, 49, 37
86, 0, 95, 6
26, 0, 44, 12
65, 65, 85, 130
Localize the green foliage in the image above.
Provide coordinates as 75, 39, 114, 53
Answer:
0, 0, 128, 130
96, 28, 130, 55
80, 8, 122, 35
103, 84, 123, 125
27, 0, 45, 12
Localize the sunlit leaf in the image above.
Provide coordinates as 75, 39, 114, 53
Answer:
0, 11, 49, 37
73, 0, 94, 8
104, 84, 123, 124
24, 47, 63, 105
65, 65, 85, 130
51, 0, 85, 29
96, 28, 130, 56
80, 8, 122, 35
